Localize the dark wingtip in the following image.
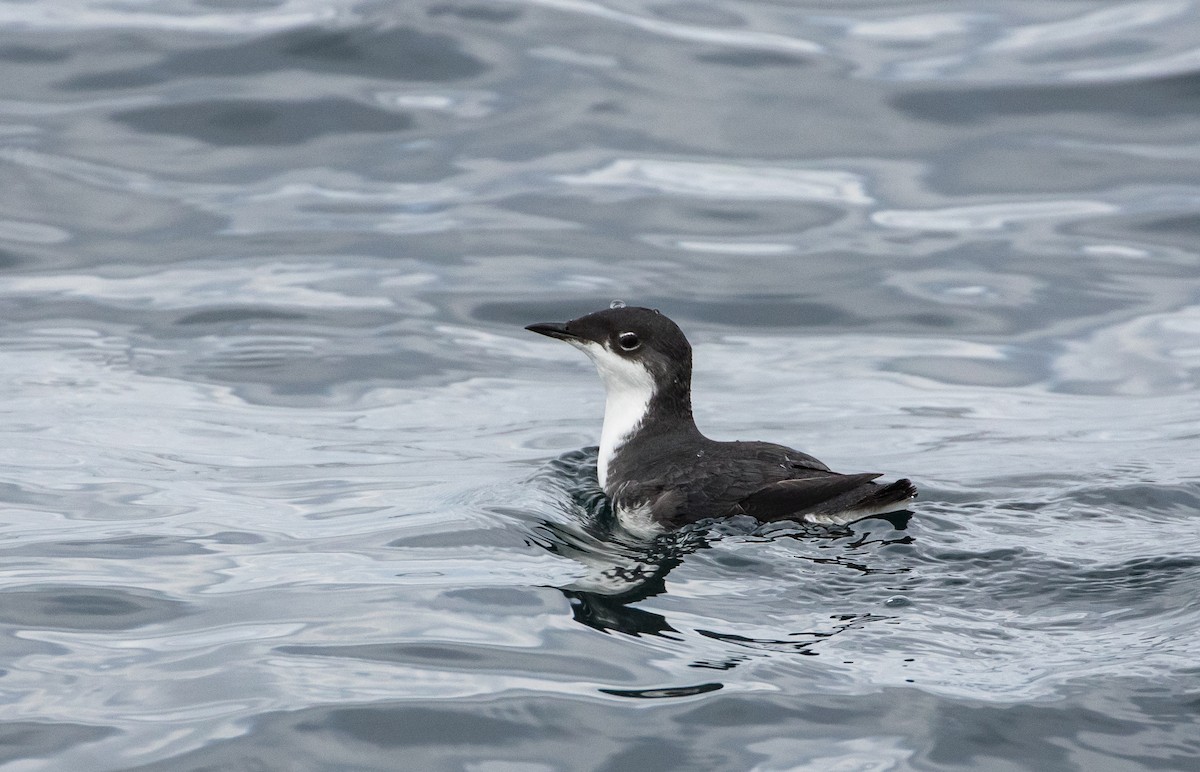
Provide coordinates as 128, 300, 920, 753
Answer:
888, 478, 918, 501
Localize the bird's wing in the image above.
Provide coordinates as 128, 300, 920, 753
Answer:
781, 450, 831, 472
729, 441, 830, 472
736, 472, 881, 520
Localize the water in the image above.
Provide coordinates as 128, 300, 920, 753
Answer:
0, 0, 1198, 769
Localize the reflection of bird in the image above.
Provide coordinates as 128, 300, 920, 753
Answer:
530, 505, 701, 637
527, 305, 917, 536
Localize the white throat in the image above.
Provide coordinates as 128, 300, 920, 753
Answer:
570, 340, 655, 491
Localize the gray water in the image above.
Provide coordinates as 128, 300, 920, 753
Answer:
1, 1, 1198, 769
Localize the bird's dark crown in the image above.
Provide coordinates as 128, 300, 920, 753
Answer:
526, 305, 696, 423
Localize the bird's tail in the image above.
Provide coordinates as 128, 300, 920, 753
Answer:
803, 478, 917, 526
876, 478, 918, 506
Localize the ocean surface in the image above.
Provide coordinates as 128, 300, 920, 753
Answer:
1, 1, 1198, 769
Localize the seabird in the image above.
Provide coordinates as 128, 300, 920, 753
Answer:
526, 304, 917, 536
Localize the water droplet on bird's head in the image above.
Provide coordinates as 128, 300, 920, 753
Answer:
610, 299, 626, 309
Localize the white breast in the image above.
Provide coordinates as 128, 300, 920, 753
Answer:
568, 340, 655, 491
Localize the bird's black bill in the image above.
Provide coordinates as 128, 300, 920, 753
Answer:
525, 322, 581, 341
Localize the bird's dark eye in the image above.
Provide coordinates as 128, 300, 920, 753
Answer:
617, 332, 640, 351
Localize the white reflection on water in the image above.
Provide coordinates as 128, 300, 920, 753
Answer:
846, 13, 978, 43
989, 1, 1190, 53
657, 239, 796, 255
834, 0, 1200, 83
372, 89, 498, 118
4, 146, 875, 236
748, 736, 914, 772
0, 0, 345, 32
1068, 45, 1200, 81
884, 269, 1041, 307
0, 264, 397, 309
518, 0, 822, 54
558, 159, 873, 204
872, 199, 1117, 231
1055, 304, 1200, 395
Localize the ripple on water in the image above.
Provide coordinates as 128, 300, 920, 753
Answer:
112, 99, 415, 146
0, 723, 117, 766
0, 1, 1198, 769
0, 586, 190, 631
890, 71, 1200, 124
63, 26, 488, 91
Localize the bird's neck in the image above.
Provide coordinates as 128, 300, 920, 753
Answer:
598, 374, 696, 491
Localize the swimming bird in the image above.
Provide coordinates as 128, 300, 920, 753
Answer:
526, 304, 916, 535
